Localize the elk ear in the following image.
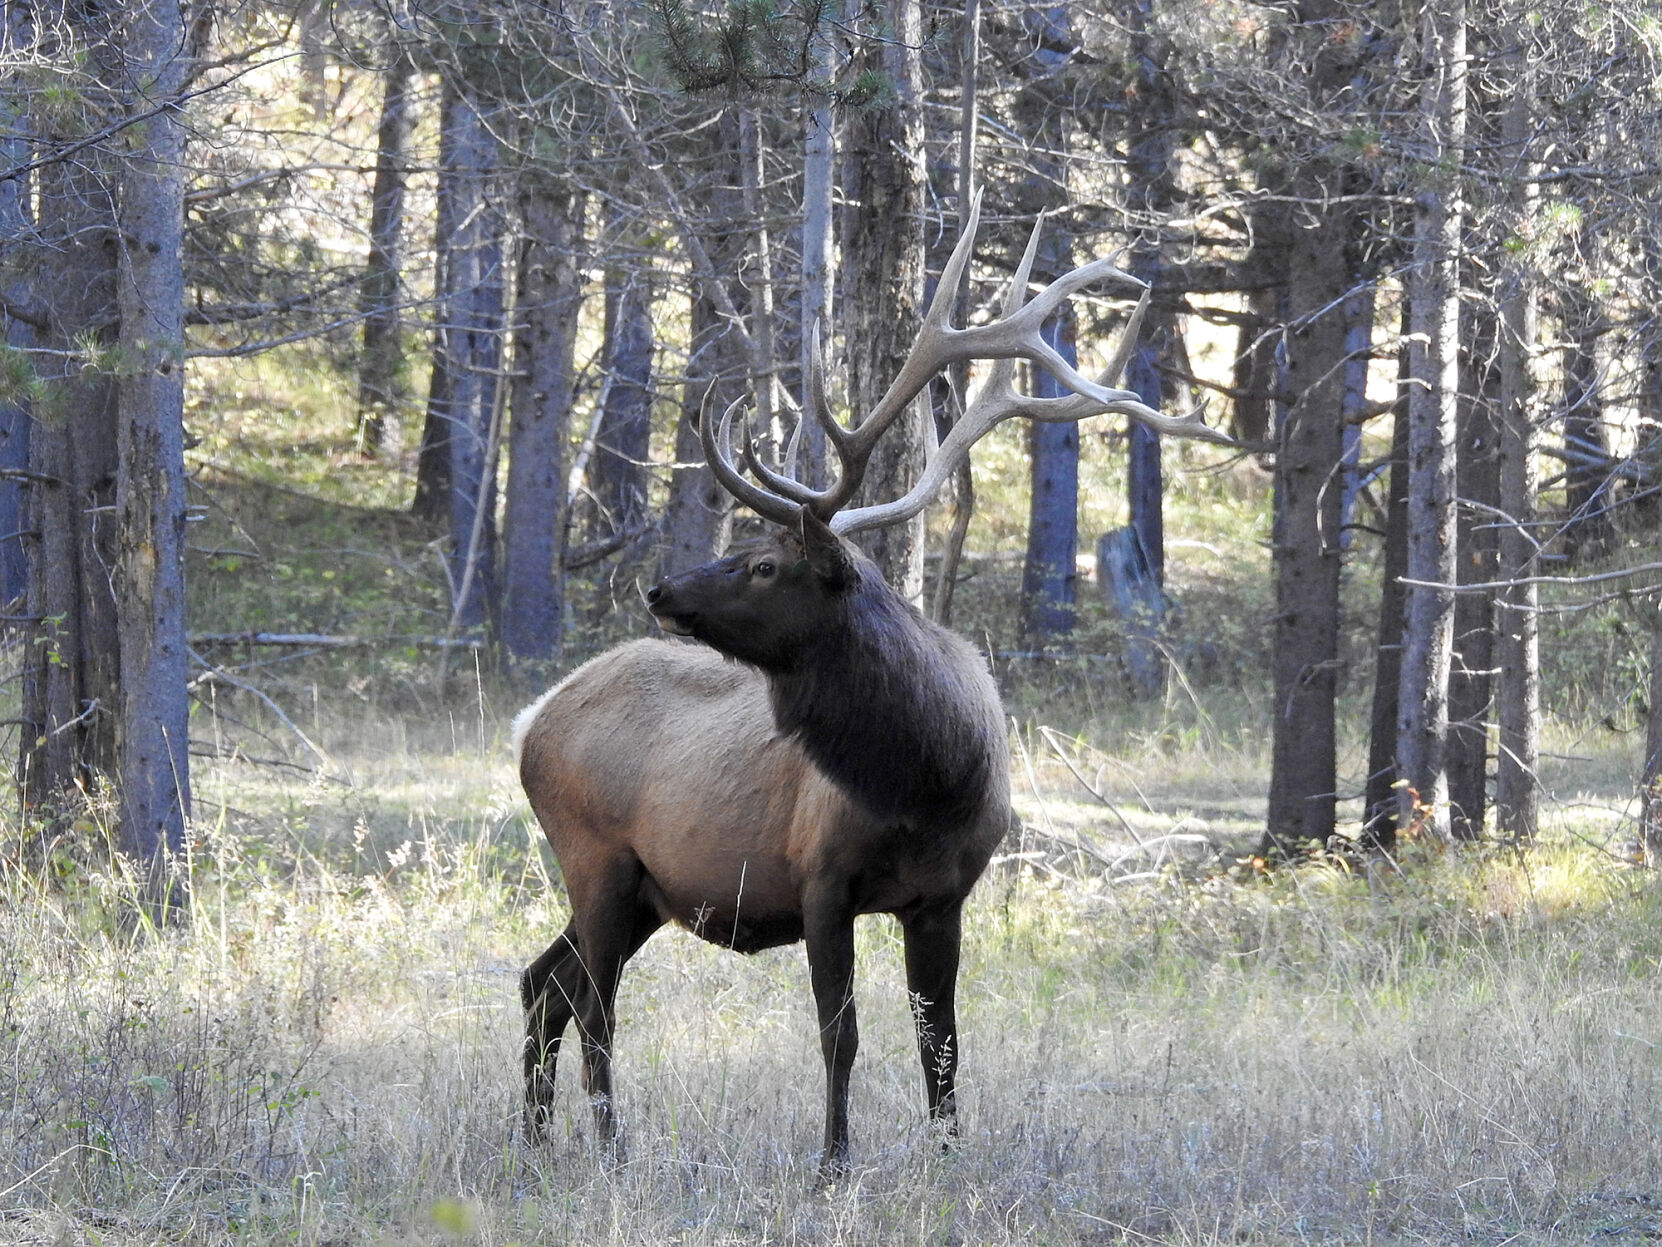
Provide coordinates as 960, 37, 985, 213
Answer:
797, 507, 855, 590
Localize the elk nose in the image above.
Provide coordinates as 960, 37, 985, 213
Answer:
645, 583, 664, 607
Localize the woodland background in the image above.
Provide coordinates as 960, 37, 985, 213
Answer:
3, 1, 1662, 1244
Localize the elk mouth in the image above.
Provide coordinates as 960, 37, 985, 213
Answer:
653, 612, 697, 637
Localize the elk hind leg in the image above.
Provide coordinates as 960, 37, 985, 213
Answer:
902, 902, 964, 1138
569, 860, 661, 1159
521, 922, 588, 1140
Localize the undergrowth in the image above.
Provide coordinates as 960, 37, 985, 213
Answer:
4, 794, 1662, 1245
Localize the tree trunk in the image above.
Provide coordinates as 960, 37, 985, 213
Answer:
1015, 8, 1080, 647
662, 292, 736, 577
413, 82, 459, 527
499, 174, 584, 686
844, 0, 926, 599
1447, 308, 1501, 841
0, 18, 32, 613
1020, 320, 1080, 644
928, 0, 981, 628
1492, 32, 1540, 842
1396, 0, 1467, 844
113, 0, 192, 914
432, 79, 504, 632
356, 47, 413, 455
1362, 361, 1411, 849
585, 261, 653, 544
1261, 201, 1352, 857
1122, 0, 1176, 599
19, 52, 122, 814
1636, 213, 1662, 862
660, 114, 744, 579
1232, 279, 1282, 445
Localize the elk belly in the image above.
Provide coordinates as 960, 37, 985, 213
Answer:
637, 856, 804, 953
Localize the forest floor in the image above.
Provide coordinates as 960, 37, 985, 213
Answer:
2, 376, 1659, 1245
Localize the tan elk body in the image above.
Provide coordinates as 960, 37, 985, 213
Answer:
513, 194, 1227, 1178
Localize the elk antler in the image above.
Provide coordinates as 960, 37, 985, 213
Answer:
700, 189, 1232, 534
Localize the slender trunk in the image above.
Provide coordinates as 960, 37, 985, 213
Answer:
929, 0, 980, 627
1396, 0, 1466, 843
0, 16, 32, 613
500, 175, 584, 685
1261, 202, 1351, 857
435, 81, 504, 631
586, 261, 653, 544
1338, 285, 1376, 542
19, 35, 121, 810
799, 8, 837, 487
357, 48, 412, 454
1447, 308, 1501, 841
1123, 0, 1174, 597
845, 0, 926, 599
1493, 34, 1539, 842
1019, 318, 1080, 643
661, 116, 744, 578
413, 84, 460, 526
1636, 214, 1662, 861
1362, 357, 1411, 848
114, 0, 192, 914
662, 294, 735, 577
1015, 4, 1079, 646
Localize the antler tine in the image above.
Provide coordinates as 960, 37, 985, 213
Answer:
832, 353, 1020, 536
699, 395, 803, 528
815, 189, 989, 509
740, 420, 823, 508
832, 285, 1233, 535
705, 190, 1233, 535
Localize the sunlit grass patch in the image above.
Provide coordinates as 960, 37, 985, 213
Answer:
12, 777, 1662, 1245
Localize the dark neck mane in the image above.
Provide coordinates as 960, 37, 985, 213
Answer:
765, 569, 998, 828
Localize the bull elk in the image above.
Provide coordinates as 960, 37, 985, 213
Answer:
513, 193, 1224, 1178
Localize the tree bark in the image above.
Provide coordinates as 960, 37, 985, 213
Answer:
660, 113, 743, 579
431, 78, 504, 631
1396, 0, 1467, 844
844, 0, 927, 599
1016, 8, 1080, 646
0, 7, 32, 613
928, 0, 981, 628
1020, 318, 1080, 644
113, 0, 193, 914
1262, 202, 1352, 857
1257, 0, 1369, 857
1122, 0, 1176, 599
1558, 277, 1612, 562
798, 10, 836, 488
356, 48, 413, 455
1492, 30, 1539, 842
499, 174, 584, 686
585, 259, 653, 544
1447, 307, 1501, 841
1636, 214, 1662, 862
18, 26, 122, 813
1362, 361, 1411, 849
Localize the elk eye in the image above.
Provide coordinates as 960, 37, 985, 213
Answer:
753, 561, 775, 578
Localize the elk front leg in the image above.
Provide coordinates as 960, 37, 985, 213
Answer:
902, 902, 963, 1137
804, 892, 859, 1181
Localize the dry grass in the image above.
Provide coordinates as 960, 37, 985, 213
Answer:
2, 712, 1661, 1247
